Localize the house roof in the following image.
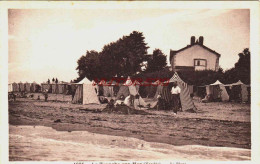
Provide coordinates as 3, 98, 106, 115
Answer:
170, 43, 221, 62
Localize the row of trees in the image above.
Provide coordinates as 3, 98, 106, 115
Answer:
75, 31, 250, 85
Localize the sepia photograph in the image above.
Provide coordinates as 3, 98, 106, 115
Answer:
1, 1, 259, 163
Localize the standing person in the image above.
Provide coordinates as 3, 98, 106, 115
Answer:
44, 89, 48, 102
171, 82, 181, 115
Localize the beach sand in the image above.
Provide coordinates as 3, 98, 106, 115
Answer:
8, 96, 251, 161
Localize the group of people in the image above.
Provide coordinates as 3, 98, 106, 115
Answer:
42, 82, 183, 115
104, 81, 183, 115
103, 94, 144, 110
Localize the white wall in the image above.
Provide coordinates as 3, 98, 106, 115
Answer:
173, 45, 219, 71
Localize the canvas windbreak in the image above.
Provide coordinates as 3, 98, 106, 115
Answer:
12, 83, 19, 92
24, 83, 31, 92
103, 86, 114, 97
30, 83, 37, 92
8, 84, 13, 92
154, 85, 163, 100
18, 83, 24, 92
116, 85, 130, 99
72, 85, 83, 104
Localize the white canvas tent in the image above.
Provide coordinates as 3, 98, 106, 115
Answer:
224, 80, 250, 102
72, 78, 100, 104
8, 84, 13, 92
207, 80, 229, 101
116, 77, 146, 109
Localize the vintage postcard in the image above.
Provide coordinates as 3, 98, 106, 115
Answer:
0, 1, 259, 164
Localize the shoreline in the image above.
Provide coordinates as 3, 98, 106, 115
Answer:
9, 125, 251, 161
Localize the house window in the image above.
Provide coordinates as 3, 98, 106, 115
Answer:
194, 59, 207, 67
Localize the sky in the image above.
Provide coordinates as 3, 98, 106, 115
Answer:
8, 9, 250, 83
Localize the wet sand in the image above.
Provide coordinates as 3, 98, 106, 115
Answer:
9, 125, 250, 161
8, 97, 251, 160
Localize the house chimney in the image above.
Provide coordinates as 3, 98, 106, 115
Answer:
190, 36, 195, 45
199, 36, 204, 45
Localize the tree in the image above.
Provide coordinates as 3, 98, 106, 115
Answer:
76, 50, 102, 81
100, 31, 149, 77
146, 49, 167, 72
223, 48, 250, 84
76, 31, 149, 80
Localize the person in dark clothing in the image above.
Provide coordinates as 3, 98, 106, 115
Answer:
171, 82, 181, 115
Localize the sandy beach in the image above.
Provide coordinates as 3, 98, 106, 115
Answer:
8, 95, 251, 161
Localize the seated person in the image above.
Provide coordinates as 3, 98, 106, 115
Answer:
202, 94, 212, 103
99, 96, 108, 104
114, 95, 125, 106
150, 94, 165, 110
124, 95, 134, 107
106, 99, 115, 109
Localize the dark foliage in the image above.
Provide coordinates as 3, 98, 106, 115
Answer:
76, 31, 149, 80
145, 49, 167, 73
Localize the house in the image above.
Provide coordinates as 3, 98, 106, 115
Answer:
170, 36, 221, 72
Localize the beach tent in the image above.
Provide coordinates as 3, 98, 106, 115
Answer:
30, 82, 37, 92
51, 83, 59, 94
129, 85, 147, 109
57, 83, 67, 94
103, 86, 115, 97
224, 80, 249, 102
188, 85, 194, 94
12, 83, 19, 92
138, 81, 154, 98
132, 80, 141, 92
72, 78, 100, 104
116, 85, 130, 99
18, 82, 24, 92
207, 80, 229, 101
41, 83, 52, 93
98, 80, 118, 97
169, 72, 197, 111
153, 85, 163, 100
153, 80, 170, 100
115, 77, 147, 109
8, 84, 13, 92
24, 82, 31, 92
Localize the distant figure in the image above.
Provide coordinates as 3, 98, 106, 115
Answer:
171, 82, 181, 115
43, 89, 48, 102
13, 93, 16, 101
44, 93, 48, 102
37, 95, 40, 100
